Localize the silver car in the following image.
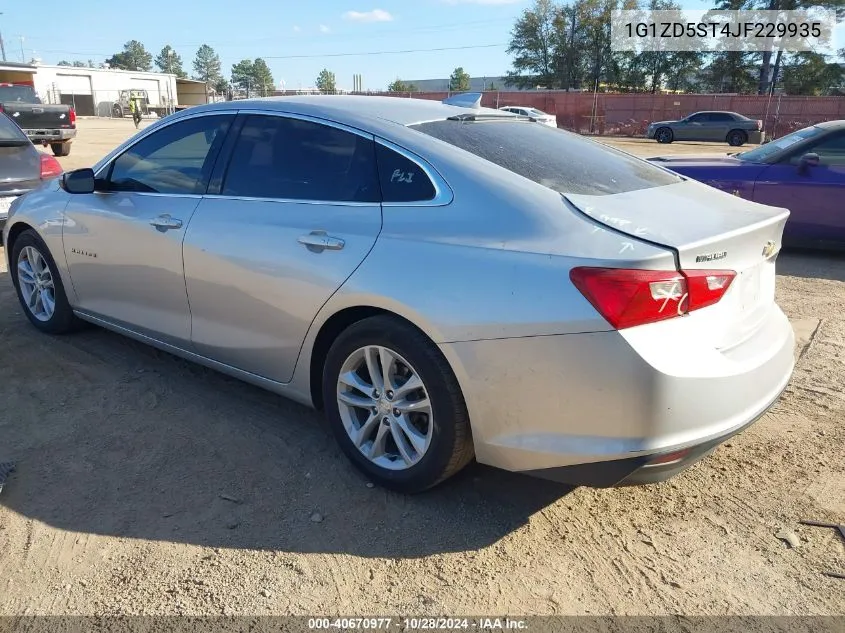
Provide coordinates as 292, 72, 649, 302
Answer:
646, 111, 764, 146
3, 95, 795, 492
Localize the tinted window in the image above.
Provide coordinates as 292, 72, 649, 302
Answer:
222, 115, 379, 203
687, 113, 709, 123
411, 120, 682, 196
709, 113, 735, 122
376, 143, 436, 202
109, 115, 232, 194
0, 112, 28, 142
738, 125, 825, 163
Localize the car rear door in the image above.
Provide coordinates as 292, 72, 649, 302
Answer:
752, 131, 845, 243
62, 112, 235, 347
0, 112, 40, 210
709, 113, 735, 142
181, 112, 383, 383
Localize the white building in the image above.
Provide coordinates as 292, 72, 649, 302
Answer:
31, 64, 181, 116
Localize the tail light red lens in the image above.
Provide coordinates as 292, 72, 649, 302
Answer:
569, 267, 736, 330
69, 107, 77, 126
39, 153, 64, 179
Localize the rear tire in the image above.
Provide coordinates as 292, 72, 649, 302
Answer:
727, 130, 747, 147
322, 316, 474, 493
112, 104, 124, 118
655, 127, 673, 144
51, 143, 71, 157
10, 230, 83, 335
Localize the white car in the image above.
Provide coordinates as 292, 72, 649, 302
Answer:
499, 106, 557, 127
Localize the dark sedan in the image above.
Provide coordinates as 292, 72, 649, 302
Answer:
646, 111, 764, 146
649, 120, 845, 248
0, 111, 63, 238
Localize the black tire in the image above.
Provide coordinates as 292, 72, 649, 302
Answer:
655, 127, 673, 144
112, 104, 124, 118
322, 315, 474, 493
50, 143, 71, 157
727, 130, 747, 147
10, 229, 83, 335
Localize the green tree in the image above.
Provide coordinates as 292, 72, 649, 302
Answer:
155, 45, 187, 78
57, 60, 71, 66
193, 44, 223, 86
449, 66, 471, 91
781, 52, 845, 95
316, 68, 337, 93
506, 0, 562, 88
106, 40, 152, 72
213, 77, 231, 99
251, 58, 274, 96
387, 78, 418, 91
72, 60, 87, 68
231, 59, 255, 94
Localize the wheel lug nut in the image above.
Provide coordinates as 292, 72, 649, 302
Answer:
372, 390, 379, 398
386, 391, 394, 400
393, 408, 400, 416
371, 407, 377, 415
382, 417, 390, 425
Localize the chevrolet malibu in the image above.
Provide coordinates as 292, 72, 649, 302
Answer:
3, 95, 795, 493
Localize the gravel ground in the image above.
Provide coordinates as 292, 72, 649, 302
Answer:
0, 118, 842, 617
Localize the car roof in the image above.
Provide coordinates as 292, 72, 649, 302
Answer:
188, 95, 512, 127
813, 119, 845, 130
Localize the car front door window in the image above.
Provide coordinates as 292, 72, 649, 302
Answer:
108, 115, 232, 194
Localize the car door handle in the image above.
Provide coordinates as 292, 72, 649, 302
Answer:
150, 214, 183, 231
297, 231, 345, 252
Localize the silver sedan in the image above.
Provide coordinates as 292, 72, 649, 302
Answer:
3, 95, 795, 492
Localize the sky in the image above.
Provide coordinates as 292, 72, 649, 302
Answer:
1, 1, 842, 91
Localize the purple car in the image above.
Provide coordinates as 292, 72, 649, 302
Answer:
648, 121, 845, 249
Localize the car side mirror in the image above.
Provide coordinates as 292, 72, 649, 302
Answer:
62, 168, 96, 194
797, 152, 820, 174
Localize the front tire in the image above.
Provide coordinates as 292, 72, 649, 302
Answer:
727, 130, 747, 146
655, 127, 673, 144
10, 230, 82, 334
322, 316, 474, 493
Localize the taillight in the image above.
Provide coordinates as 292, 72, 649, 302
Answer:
40, 153, 64, 179
569, 267, 736, 330
69, 107, 77, 126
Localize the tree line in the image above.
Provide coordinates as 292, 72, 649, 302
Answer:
506, 0, 845, 96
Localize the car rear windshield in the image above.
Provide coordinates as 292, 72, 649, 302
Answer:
0, 112, 28, 142
0, 85, 38, 103
410, 119, 682, 196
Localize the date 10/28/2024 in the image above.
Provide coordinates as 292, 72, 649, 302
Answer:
307, 617, 529, 630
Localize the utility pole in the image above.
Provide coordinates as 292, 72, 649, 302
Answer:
0, 13, 7, 62
19, 36, 24, 63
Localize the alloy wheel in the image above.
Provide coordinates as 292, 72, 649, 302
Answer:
17, 246, 56, 322
336, 345, 433, 470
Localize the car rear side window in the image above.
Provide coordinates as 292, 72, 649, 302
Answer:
411, 119, 682, 196
221, 115, 380, 203
108, 115, 233, 194
0, 112, 28, 142
710, 113, 735, 122
376, 143, 436, 202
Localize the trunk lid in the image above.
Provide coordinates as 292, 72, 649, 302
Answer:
564, 179, 789, 348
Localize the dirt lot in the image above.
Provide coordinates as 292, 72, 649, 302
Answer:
1, 118, 843, 617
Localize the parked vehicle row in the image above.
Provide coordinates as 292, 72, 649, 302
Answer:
3, 94, 795, 493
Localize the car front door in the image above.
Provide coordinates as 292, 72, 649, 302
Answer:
752, 131, 845, 244
62, 113, 235, 346
182, 112, 384, 383
674, 113, 707, 141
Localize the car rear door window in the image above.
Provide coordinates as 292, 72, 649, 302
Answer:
375, 143, 436, 203
709, 113, 734, 122
221, 115, 380, 203
108, 115, 233, 194
0, 112, 28, 142
411, 119, 682, 196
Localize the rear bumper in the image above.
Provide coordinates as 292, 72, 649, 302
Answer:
24, 128, 76, 143
747, 130, 763, 144
440, 305, 795, 487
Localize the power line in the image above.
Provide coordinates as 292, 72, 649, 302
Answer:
261, 43, 508, 60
